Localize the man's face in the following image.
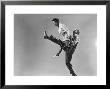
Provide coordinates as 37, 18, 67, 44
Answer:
52, 21, 57, 26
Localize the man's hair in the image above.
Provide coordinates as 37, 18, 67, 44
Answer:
51, 18, 59, 23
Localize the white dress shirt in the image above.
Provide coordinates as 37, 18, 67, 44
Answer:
58, 23, 70, 41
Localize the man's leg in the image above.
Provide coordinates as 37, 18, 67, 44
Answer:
65, 52, 77, 76
69, 42, 78, 56
44, 31, 64, 46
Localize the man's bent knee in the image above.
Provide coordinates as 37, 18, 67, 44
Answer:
66, 62, 72, 67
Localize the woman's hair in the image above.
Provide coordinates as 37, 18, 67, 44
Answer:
73, 29, 80, 35
51, 18, 59, 23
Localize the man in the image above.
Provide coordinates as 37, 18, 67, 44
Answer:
44, 18, 79, 76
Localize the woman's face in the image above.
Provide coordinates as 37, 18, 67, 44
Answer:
62, 31, 67, 36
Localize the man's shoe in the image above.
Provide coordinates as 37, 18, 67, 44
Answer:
70, 71, 77, 76
72, 73, 77, 76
